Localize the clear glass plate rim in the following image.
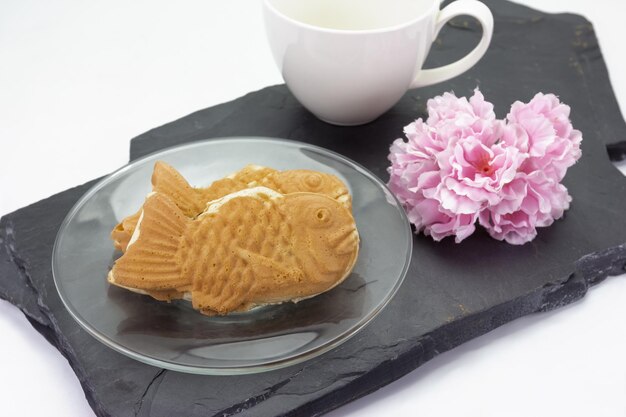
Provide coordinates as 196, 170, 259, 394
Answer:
52, 136, 413, 374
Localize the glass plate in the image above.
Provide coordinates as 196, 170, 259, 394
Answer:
53, 137, 412, 374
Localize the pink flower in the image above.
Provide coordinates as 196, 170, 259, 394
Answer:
426, 89, 502, 147
387, 89, 581, 245
479, 172, 572, 244
387, 120, 440, 214
507, 93, 582, 181
411, 200, 478, 243
388, 90, 520, 243
388, 89, 504, 243
428, 136, 525, 215
388, 161, 478, 243
388, 131, 472, 242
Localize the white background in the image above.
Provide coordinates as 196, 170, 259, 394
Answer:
1, 1, 625, 416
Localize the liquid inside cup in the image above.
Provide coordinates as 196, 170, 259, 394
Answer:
267, 0, 435, 31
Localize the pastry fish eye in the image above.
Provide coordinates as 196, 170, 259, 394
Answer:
305, 205, 334, 228
316, 207, 330, 221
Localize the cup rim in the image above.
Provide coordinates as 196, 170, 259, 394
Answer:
263, 0, 439, 35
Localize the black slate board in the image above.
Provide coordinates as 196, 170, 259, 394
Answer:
2, 1, 626, 416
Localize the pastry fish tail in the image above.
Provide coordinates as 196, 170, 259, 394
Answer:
109, 193, 191, 291
110, 161, 203, 252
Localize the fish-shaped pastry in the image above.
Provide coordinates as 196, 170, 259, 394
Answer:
111, 162, 351, 252
110, 162, 256, 252
108, 187, 359, 315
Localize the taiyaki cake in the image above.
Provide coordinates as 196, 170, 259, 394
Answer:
108, 186, 359, 315
111, 161, 351, 252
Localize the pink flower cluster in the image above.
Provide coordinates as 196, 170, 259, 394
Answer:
388, 89, 582, 245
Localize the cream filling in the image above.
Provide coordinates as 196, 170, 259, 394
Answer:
126, 191, 157, 250
126, 211, 143, 249
337, 194, 351, 206
201, 186, 282, 216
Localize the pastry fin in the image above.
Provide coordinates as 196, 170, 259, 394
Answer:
111, 193, 191, 290
235, 248, 298, 280
151, 161, 206, 217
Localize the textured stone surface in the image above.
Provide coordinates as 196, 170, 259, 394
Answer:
2, 1, 626, 416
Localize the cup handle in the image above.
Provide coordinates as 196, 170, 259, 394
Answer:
410, 0, 494, 89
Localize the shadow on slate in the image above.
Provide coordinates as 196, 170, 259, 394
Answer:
2, 1, 626, 416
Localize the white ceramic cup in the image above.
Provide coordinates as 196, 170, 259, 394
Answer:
263, 0, 494, 126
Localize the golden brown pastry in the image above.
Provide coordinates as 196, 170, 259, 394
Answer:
110, 161, 252, 252
111, 161, 351, 252
108, 187, 359, 315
